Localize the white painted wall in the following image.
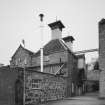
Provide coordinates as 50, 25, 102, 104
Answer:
78, 58, 85, 69
51, 28, 62, 40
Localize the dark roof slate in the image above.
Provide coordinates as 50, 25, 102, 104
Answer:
48, 20, 65, 30
34, 39, 68, 56
63, 36, 75, 43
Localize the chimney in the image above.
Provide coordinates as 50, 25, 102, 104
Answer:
63, 36, 75, 51
99, 18, 105, 34
48, 20, 65, 40
99, 18, 105, 98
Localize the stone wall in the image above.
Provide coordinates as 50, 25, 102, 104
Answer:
10, 46, 32, 67
0, 66, 66, 105
29, 63, 68, 77
31, 51, 69, 76
0, 66, 19, 105
99, 19, 105, 98
86, 68, 99, 92
66, 52, 78, 96
87, 70, 100, 81
0, 53, 80, 105
25, 69, 66, 105
32, 51, 68, 67
86, 80, 99, 92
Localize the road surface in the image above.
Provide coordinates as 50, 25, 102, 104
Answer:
40, 92, 105, 105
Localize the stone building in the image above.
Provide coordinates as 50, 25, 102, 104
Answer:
8, 20, 86, 104
76, 54, 86, 94
24, 68, 66, 105
10, 44, 34, 67
0, 66, 66, 105
86, 69, 99, 92
0, 66, 22, 105
99, 18, 105, 98
86, 58, 99, 92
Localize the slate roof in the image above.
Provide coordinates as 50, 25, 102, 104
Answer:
12, 37, 76, 59
63, 36, 75, 43
23, 47, 35, 55
34, 39, 69, 56
48, 20, 65, 30
12, 44, 35, 59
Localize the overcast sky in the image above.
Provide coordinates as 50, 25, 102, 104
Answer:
0, 0, 104, 65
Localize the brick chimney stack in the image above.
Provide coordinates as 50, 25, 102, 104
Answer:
48, 20, 65, 40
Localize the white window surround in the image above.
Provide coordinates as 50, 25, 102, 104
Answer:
31, 79, 41, 89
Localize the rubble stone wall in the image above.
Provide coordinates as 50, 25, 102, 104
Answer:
32, 51, 68, 66
0, 67, 19, 105
10, 47, 32, 67
25, 70, 66, 105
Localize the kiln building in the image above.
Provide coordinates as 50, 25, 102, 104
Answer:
9, 20, 86, 104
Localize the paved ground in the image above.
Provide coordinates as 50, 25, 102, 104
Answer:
40, 92, 105, 105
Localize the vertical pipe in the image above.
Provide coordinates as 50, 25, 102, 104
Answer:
22, 42, 26, 105
40, 23, 43, 72
39, 14, 44, 72
23, 54, 26, 105
23, 66, 25, 105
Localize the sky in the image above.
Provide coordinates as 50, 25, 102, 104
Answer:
0, 0, 104, 65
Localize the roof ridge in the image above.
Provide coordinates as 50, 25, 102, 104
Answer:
59, 39, 78, 58
23, 47, 35, 55
59, 39, 68, 50
12, 44, 35, 58
34, 39, 68, 57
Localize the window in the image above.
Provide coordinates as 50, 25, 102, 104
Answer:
31, 79, 41, 89
15, 60, 18, 66
24, 58, 27, 65
18, 58, 21, 62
